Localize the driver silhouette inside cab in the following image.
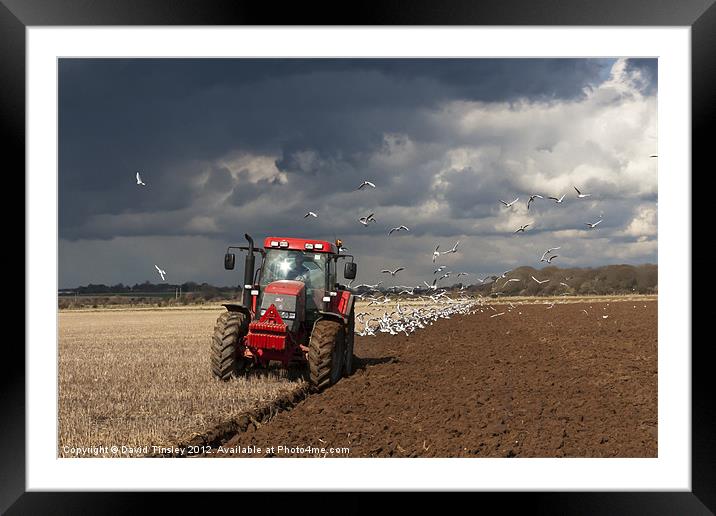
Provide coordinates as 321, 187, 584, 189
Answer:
286, 253, 312, 284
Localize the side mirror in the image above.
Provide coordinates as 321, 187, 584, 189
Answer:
224, 253, 236, 270
344, 262, 357, 280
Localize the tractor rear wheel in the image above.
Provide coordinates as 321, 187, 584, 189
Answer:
211, 311, 249, 381
308, 319, 345, 391
344, 308, 355, 377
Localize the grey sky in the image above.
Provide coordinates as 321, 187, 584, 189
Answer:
59, 58, 657, 289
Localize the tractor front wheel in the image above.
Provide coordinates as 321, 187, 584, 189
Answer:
308, 319, 345, 391
211, 311, 249, 381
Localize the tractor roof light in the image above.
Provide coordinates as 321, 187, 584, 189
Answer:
270, 241, 279, 247
305, 243, 314, 250
314, 243, 324, 250
322, 296, 331, 302
279, 241, 289, 248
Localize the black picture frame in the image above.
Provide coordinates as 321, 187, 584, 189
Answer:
6, 0, 708, 513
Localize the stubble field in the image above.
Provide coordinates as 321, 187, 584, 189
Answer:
58, 309, 304, 457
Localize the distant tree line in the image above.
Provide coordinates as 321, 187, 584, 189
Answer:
58, 281, 244, 309
63, 281, 240, 296
364, 264, 657, 297
461, 263, 657, 297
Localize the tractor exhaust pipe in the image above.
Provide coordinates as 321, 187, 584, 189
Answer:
243, 233, 256, 307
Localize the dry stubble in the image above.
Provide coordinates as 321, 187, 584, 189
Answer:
58, 309, 305, 457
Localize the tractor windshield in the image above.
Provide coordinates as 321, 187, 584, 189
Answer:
260, 249, 327, 290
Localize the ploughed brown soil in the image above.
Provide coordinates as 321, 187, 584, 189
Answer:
214, 300, 657, 457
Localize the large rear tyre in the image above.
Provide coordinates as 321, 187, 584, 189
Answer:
308, 319, 345, 391
344, 308, 355, 377
211, 311, 249, 381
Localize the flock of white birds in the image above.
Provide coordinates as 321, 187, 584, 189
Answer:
323, 178, 606, 294
139, 166, 607, 290
354, 294, 483, 337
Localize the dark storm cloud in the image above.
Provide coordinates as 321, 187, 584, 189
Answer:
226, 170, 285, 207
58, 58, 657, 287
439, 166, 515, 219
203, 166, 234, 193
59, 58, 613, 240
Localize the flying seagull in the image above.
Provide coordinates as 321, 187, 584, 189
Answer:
527, 194, 543, 210
432, 245, 441, 263
355, 281, 383, 290
442, 240, 460, 255
388, 225, 410, 235
154, 264, 166, 281
358, 180, 376, 190
548, 194, 566, 204
585, 219, 603, 228
546, 254, 559, 264
456, 272, 470, 277
514, 224, 530, 233
574, 186, 592, 199
500, 197, 519, 208
504, 278, 521, 284
381, 267, 405, 277
531, 276, 549, 285
359, 213, 375, 226
136, 172, 146, 186
540, 247, 561, 262
304, 211, 318, 218
434, 265, 447, 275
423, 279, 438, 290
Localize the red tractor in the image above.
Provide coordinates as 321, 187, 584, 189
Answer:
212, 234, 358, 391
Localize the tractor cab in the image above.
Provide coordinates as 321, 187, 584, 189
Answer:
258, 237, 348, 322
